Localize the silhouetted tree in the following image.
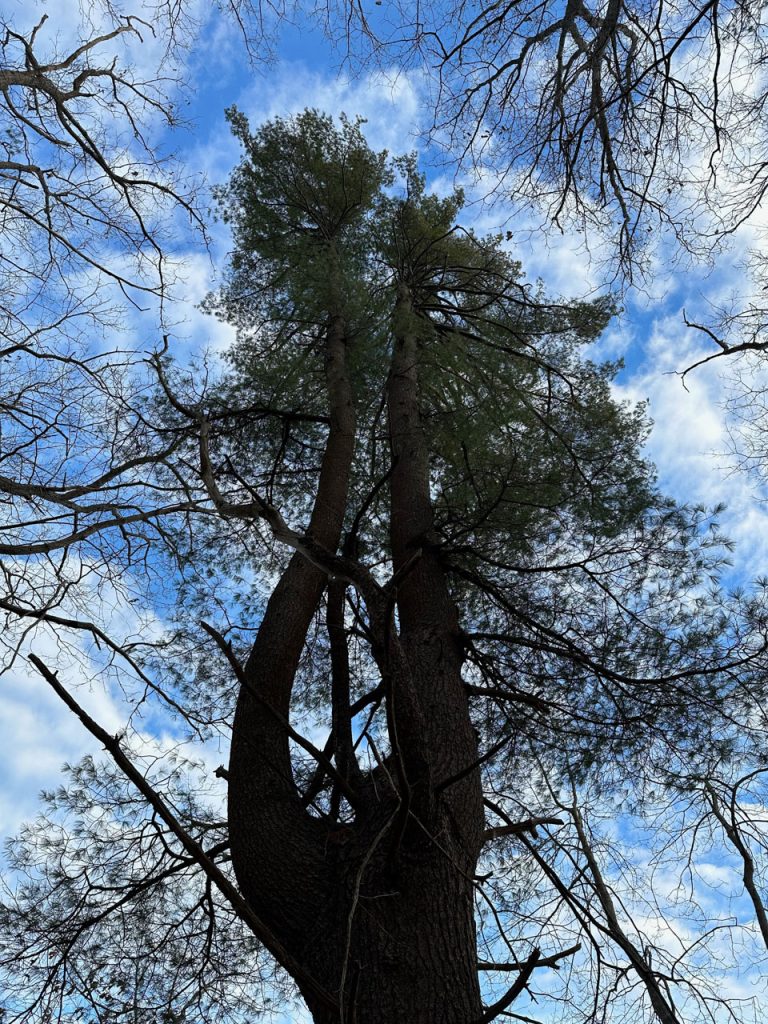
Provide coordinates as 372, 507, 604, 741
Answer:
3, 110, 767, 1024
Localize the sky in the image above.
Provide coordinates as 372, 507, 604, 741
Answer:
2, 0, 768, 1018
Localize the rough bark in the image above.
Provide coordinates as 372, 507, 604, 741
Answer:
226, 283, 487, 1022
227, 309, 356, 953
387, 283, 485, 862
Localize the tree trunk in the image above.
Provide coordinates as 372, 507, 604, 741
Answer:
303, 838, 483, 1023
227, 281, 487, 1022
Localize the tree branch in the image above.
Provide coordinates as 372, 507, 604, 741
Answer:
28, 652, 338, 1013
472, 948, 541, 1024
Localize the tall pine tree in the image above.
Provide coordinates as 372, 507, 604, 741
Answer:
3, 110, 765, 1024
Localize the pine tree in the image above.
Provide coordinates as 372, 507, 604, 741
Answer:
3, 110, 764, 1024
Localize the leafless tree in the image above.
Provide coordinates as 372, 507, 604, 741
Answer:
0, 11, 210, 673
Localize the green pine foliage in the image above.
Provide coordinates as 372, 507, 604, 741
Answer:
193, 109, 746, 778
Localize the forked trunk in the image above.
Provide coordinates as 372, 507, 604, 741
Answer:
228, 261, 486, 1024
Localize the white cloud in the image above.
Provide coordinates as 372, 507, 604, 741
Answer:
0, 623, 232, 850
0, 553, 224, 847
696, 861, 741, 889
615, 312, 768, 580
232, 62, 427, 153
0, 633, 126, 842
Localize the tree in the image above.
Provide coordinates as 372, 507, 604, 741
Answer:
3, 109, 767, 1024
322, 1, 767, 270
12, 0, 768, 361
301, 0, 768, 376
0, 10, 210, 672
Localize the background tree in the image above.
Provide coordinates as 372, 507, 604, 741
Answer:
0, 11, 208, 672
301, 0, 768, 379
3, 109, 767, 1024
322, 1, 768, 273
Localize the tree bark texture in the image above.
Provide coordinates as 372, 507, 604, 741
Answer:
227, 287, 486, 1022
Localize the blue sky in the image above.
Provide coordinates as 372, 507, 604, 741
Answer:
2, 0, 768, 1017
